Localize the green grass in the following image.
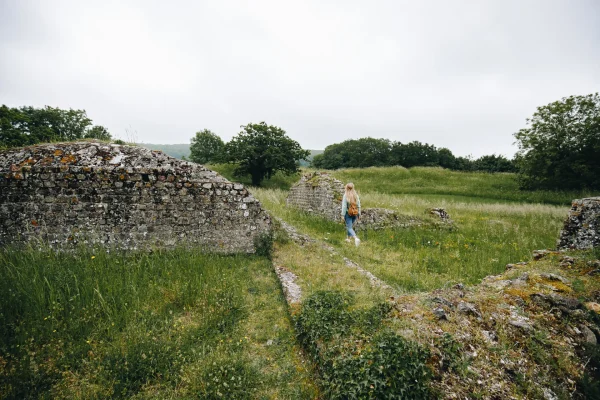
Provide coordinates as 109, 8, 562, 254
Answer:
0, 247, 317, 399
331, 166, 598, 205
253, 187, 568, 292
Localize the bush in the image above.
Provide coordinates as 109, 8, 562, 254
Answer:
322, 331, 431, 400
253, 231, 274, 259
296, 291, 432, 399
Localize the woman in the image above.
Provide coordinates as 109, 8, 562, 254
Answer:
341, 182, 361, 246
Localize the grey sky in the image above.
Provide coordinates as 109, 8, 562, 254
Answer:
1, 0, 598, 157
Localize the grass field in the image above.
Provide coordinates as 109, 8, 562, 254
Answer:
254, 188, 567, 292
2, 165, 598, 398
0, 247, 317, 399
248, 164, 600, 293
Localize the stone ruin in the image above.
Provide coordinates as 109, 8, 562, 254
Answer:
0, 142, 271, 253
286, 172, 344, 221
286, 172, 440, 229
558, 197, 600, 250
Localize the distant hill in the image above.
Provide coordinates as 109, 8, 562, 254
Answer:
139, 143, 322, 164
299, 150, 323, 167
138, 143, 191, 159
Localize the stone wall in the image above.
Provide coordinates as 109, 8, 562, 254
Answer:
286, 172, 427, 230
286, 172, 344, 221
0, 142, 271, 253
558, 197, 600, 250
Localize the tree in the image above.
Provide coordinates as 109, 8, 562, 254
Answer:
223, 122, 310, 186
84, 125, 112, 141
311, 138, 392, 169
189, 129, 224, 164
0, 105, 111, 148
472, 154, 516, 173
514, 93, 600, 190
390, 141, 439, 167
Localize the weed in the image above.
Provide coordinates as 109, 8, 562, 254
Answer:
253, 231, 274, 259
296, 291, 431, 399
435, 333, 469, 376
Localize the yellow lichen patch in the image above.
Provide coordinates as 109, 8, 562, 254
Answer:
584, 302, 600, 314
119, 174, 125, 180
528, 274, 572, 293
504, 287, 536, 300
82, 167, 91, 172
60, 154, 77, 164
59, 165, 69, 172
19, 158, 36, 167
54, 149, 64, 156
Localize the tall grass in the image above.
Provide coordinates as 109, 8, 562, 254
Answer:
253, 187, 568, 292
0, 247, 316, 399
331, 166, 598, 205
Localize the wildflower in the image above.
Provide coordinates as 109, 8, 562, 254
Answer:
91, 256, 96, 259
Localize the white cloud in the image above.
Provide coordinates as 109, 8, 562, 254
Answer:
1, 0, 598, 157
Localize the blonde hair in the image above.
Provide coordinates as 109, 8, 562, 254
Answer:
345, 182, 358, 204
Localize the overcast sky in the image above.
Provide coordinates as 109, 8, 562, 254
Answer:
1, 0, 598, 157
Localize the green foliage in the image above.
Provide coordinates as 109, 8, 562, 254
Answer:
391, 140, 439, 167
223, 122, 310, 186
322, 331, 431, 400
0, 105, 112, 148
578, 342, 600, 399
295, 291, 354, 350
311, 137, 518, 174
514, 93, 600, 190
208, 162, 301, 190
312, 137, 392, 169
0, 247, 314, 399
84, 125, 112, 141
253, 231, 274, 259
472, 154, 516, 173
189, 129, 225, 164
332, 165, 596, 205
198, 359, 258, 399
436, 333, 469, 375
295, 291, 431, 399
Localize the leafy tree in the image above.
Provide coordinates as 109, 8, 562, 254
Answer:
0, 105, 111, 148
223, 122, 309, 186
311, 138, 392, 169
84, 125, 112, 141
514, 93, 600, 190
472, 154, 516, 173
390, 141, 439, 167
189, 129, 224, 164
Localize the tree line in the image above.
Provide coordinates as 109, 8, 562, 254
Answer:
0, 105, 112, 148
3, 92, 598, 190
310, 138, 516, 173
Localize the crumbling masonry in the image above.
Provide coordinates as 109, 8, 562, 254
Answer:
0, 142, 271, 252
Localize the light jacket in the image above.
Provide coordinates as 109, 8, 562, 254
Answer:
341, 193, 361, 216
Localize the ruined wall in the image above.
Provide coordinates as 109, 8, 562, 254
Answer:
286, 172, 344, 221
0, 142, 271, 253
558, 197, 600, 250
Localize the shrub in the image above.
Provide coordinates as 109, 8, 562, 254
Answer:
253, 231, 274, 259
296, 291, 432, 399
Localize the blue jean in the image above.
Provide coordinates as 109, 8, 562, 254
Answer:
344, 213, 357, 237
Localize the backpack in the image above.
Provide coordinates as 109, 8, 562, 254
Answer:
348, 202, 358, 217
